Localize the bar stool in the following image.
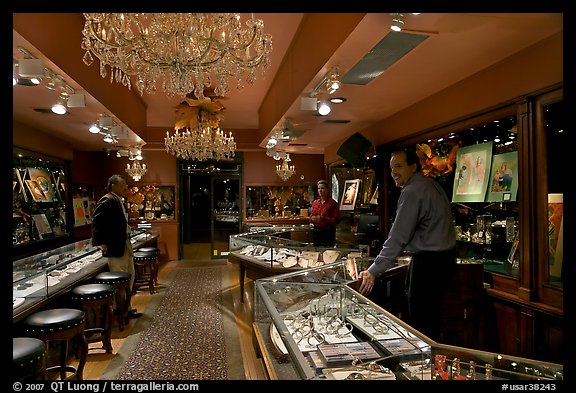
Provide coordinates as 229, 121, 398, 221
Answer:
20, 308, 87, 380
137, 246, 160, 286
93, 272, 131, 331
70, 283, 114, 354
132, 250, 158, 295
13, 337, 46, 381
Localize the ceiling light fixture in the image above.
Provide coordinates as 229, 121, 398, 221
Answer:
275, 153, 295, 181
165, 97, 236, 161
390, 13, 405, 32
81, 13, 273, 100
51, 96, 67, 115
318, 101, 331, 116
126, 161, 147, 181
309, 66, 342, 98
329, 97, 346, 104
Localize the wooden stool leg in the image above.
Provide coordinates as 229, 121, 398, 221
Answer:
75, 332, 87, 380
148, 260, 155, 294
104, 301, 114, 353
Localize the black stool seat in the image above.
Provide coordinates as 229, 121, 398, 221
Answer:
94, 271, 131, 284
22, 308, 85, 333
137, 247, 159, 255
21, 309, 87, 380
13, 337, 46, 380
94, 272, 131, 331
71, 283, 114, 300
70, 284, 114, 354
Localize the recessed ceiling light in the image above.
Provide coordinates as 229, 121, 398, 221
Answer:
329, 97, 346, 104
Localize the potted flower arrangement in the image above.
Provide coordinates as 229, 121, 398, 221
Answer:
125, 187, 145, 218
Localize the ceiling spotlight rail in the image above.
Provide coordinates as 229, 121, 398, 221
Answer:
13, 46, 85, 115
302, 65, 342, 116
89, 114, 131, 145
81, 13, 273, 100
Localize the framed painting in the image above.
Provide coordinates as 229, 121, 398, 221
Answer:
340, 179, 361, 211
487, 151, 518, 202
452, 141, 493, 202
361, 170, 375, 206
73, 198, 87, 227
27, 167, 56, 202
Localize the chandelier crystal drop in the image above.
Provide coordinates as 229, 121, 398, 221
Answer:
126, 161, 147, 181
275, 154, 295, 181
81, 13, 273, 100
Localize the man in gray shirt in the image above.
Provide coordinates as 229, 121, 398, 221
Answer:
359, 149, 456, 341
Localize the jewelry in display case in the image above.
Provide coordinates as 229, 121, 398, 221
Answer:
253, 259, 564, 381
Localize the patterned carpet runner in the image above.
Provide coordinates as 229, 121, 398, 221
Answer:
116, 266, 230, 380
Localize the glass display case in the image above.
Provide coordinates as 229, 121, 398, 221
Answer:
13, 228, 154, 321
245, 185, 315, 220
253, 261, 432, 380
13, 148, 69, 252
230, 225, 363, 270
13, 238, 103, 320
253, 261, 564, 381
429, 343, 563, 381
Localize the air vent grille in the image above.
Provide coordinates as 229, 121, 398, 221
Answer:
323, 119, 351, 124
341, 31, 429, 85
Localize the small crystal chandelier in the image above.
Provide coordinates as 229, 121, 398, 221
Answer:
81, 13, 273, 100
276, 154, 295, 181
165, 96, 236, 161
126, 161, 147, 181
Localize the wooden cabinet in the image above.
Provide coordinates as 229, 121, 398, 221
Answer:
441, 262, 484, 350
485, 294, 563, 364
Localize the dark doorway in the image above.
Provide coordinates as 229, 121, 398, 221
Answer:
179, 159, 242, 260
181, 175, 211, 243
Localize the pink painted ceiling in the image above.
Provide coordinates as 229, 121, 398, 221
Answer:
13, 13, 563, 156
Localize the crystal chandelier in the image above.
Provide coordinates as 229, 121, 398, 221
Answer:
81, 13, 273, 100
126, 161, 147, 181
276, 154, 295, 181
165, 96, 236, 161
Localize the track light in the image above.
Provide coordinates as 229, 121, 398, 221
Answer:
318, 101, 331, 116
89, 124, 101, 134
390, 13, 405, 32
51, 96, 67, 115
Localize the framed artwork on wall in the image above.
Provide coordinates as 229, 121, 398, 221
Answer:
340, 179, 361, 211
452, 141, 493, 203
361, 170, 375, 206
486, 151, 518, 202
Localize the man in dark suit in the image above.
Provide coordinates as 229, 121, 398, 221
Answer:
92, 174, 142, 319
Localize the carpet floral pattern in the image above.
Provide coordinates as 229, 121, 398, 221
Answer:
116, 267, 229, 380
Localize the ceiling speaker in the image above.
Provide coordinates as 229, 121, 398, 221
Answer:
337, 132, 372, 166
67, 94, 86, 108
300, 97, 317, 111
18, 58, 44, 77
